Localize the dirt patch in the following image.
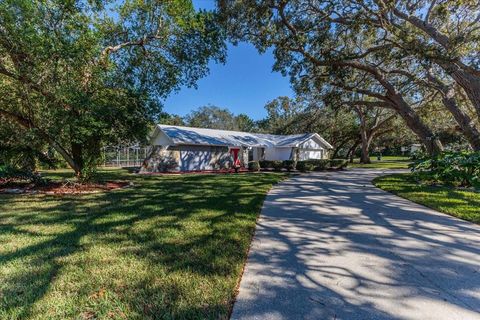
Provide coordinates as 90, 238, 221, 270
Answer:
0, 180, 131, 195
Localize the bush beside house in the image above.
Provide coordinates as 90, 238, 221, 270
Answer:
283, 160, 296, 171
248, 161, 260, 171
296, 161, 314, 172
254, 159, 348, 172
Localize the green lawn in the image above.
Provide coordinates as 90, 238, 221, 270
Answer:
374, 173, 480, 224
349, 156, 411, 169
0, 169, 285, 319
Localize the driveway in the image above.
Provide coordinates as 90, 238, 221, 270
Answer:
231, 169, 480, 320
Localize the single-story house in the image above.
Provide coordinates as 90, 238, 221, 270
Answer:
141, 125, 333, 172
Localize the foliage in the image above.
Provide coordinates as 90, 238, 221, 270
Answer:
0, 122, 58, 170
329, 159, 348, 169
0, 0, 226, 179
258, 160, 273, 169
271, 161, 284, 171
248, 160, 260, 171
258, 160, 285, 171
157, 112, 186, 126
374, 173, 480, 224
282, 160, 296, 171
257, 96, 307, 134
410, 150, 428, 161
184, 105, 256, 132
0, 165, 42, 184
295, 161, 314, 172
235, 114, 257, 132
219, 0, 480, 155
305, 159, 330, 171
185, 105, 237, 130
411, 152, 480, 188
0, 168, 285, 319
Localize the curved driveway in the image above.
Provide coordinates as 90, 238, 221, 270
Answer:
232, 169, 480, 320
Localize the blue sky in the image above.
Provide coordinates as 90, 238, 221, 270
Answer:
163, 43, 294, 120
162, 0, 294, 120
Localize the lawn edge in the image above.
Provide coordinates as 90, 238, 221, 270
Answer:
372, 173, 480, 225
227, 173, 291, 319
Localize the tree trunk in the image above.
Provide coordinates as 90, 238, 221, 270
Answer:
435, 60, 480, 120
441, 87, 480, 151
71, 142, 84, 178
388, 93, 444, 156
358, 115, 371, 164
426, 71, 480, 151
347, 138, 361, 163
389, 8, 480, 119
360, 131, 372, 164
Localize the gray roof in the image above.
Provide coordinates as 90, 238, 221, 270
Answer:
156, 125, 332, 149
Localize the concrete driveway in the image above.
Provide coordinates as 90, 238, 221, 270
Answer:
231, 169, 480, 320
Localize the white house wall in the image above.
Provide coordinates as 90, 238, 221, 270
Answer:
151, 130, 172, 146
177, 145, 242, 171
299, 138, 323, 149
298, 150, 324, 160
264, 147, 293, 161
297, 137, 327, 160
180, 150, 214, 171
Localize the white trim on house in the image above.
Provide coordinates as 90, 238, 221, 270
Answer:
143, 125, 333, 172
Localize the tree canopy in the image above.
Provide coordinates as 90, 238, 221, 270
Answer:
0, 0, 225, 178
219, 0, 480, 156
185, 105, 256, 131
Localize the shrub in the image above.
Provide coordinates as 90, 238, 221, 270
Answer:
296, 161, 314, 172
410, 149, 427, 160
0, 165, 43, 184
271, 161, 284, 171
411, 151, 480, 188
330, 159, 348, 169
301, 159, 329, 171
259, 160, 284, 171
248, 161, 260, 171
283, 160, 296, 171
258, 160, 273, 169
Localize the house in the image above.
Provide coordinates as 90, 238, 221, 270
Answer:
140, 125, 333, 172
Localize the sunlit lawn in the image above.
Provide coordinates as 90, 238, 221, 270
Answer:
0, 168, 285, 319
374, 173, 480, 224
349, 156, 411, 169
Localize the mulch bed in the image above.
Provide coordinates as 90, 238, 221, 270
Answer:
0, 180, 131, 195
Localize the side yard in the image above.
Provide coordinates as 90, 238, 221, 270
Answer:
0, 169, 285, 319
349, 156, 411, 169
374, 173, 480, 224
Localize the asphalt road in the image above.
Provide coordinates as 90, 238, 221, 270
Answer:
231, 169, 480, 320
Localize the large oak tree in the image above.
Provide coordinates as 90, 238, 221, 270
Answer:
0, 0, 225, 179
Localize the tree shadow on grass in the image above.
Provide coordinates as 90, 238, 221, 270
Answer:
0, 172, 284, 319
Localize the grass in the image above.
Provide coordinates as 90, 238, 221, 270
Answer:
348, 156, 411, 169
0, 168, 286, 319
374, 173, 480, 224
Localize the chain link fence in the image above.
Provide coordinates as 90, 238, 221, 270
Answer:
101, 146, 151, 167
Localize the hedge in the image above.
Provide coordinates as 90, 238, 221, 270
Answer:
257, 158, 348, 172
296, 161, 314, 172
329, 159, 348, 169
248, 161, 260, 171
283, 160, 296, 171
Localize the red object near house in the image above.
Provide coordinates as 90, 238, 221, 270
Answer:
230, 148, 241, 168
